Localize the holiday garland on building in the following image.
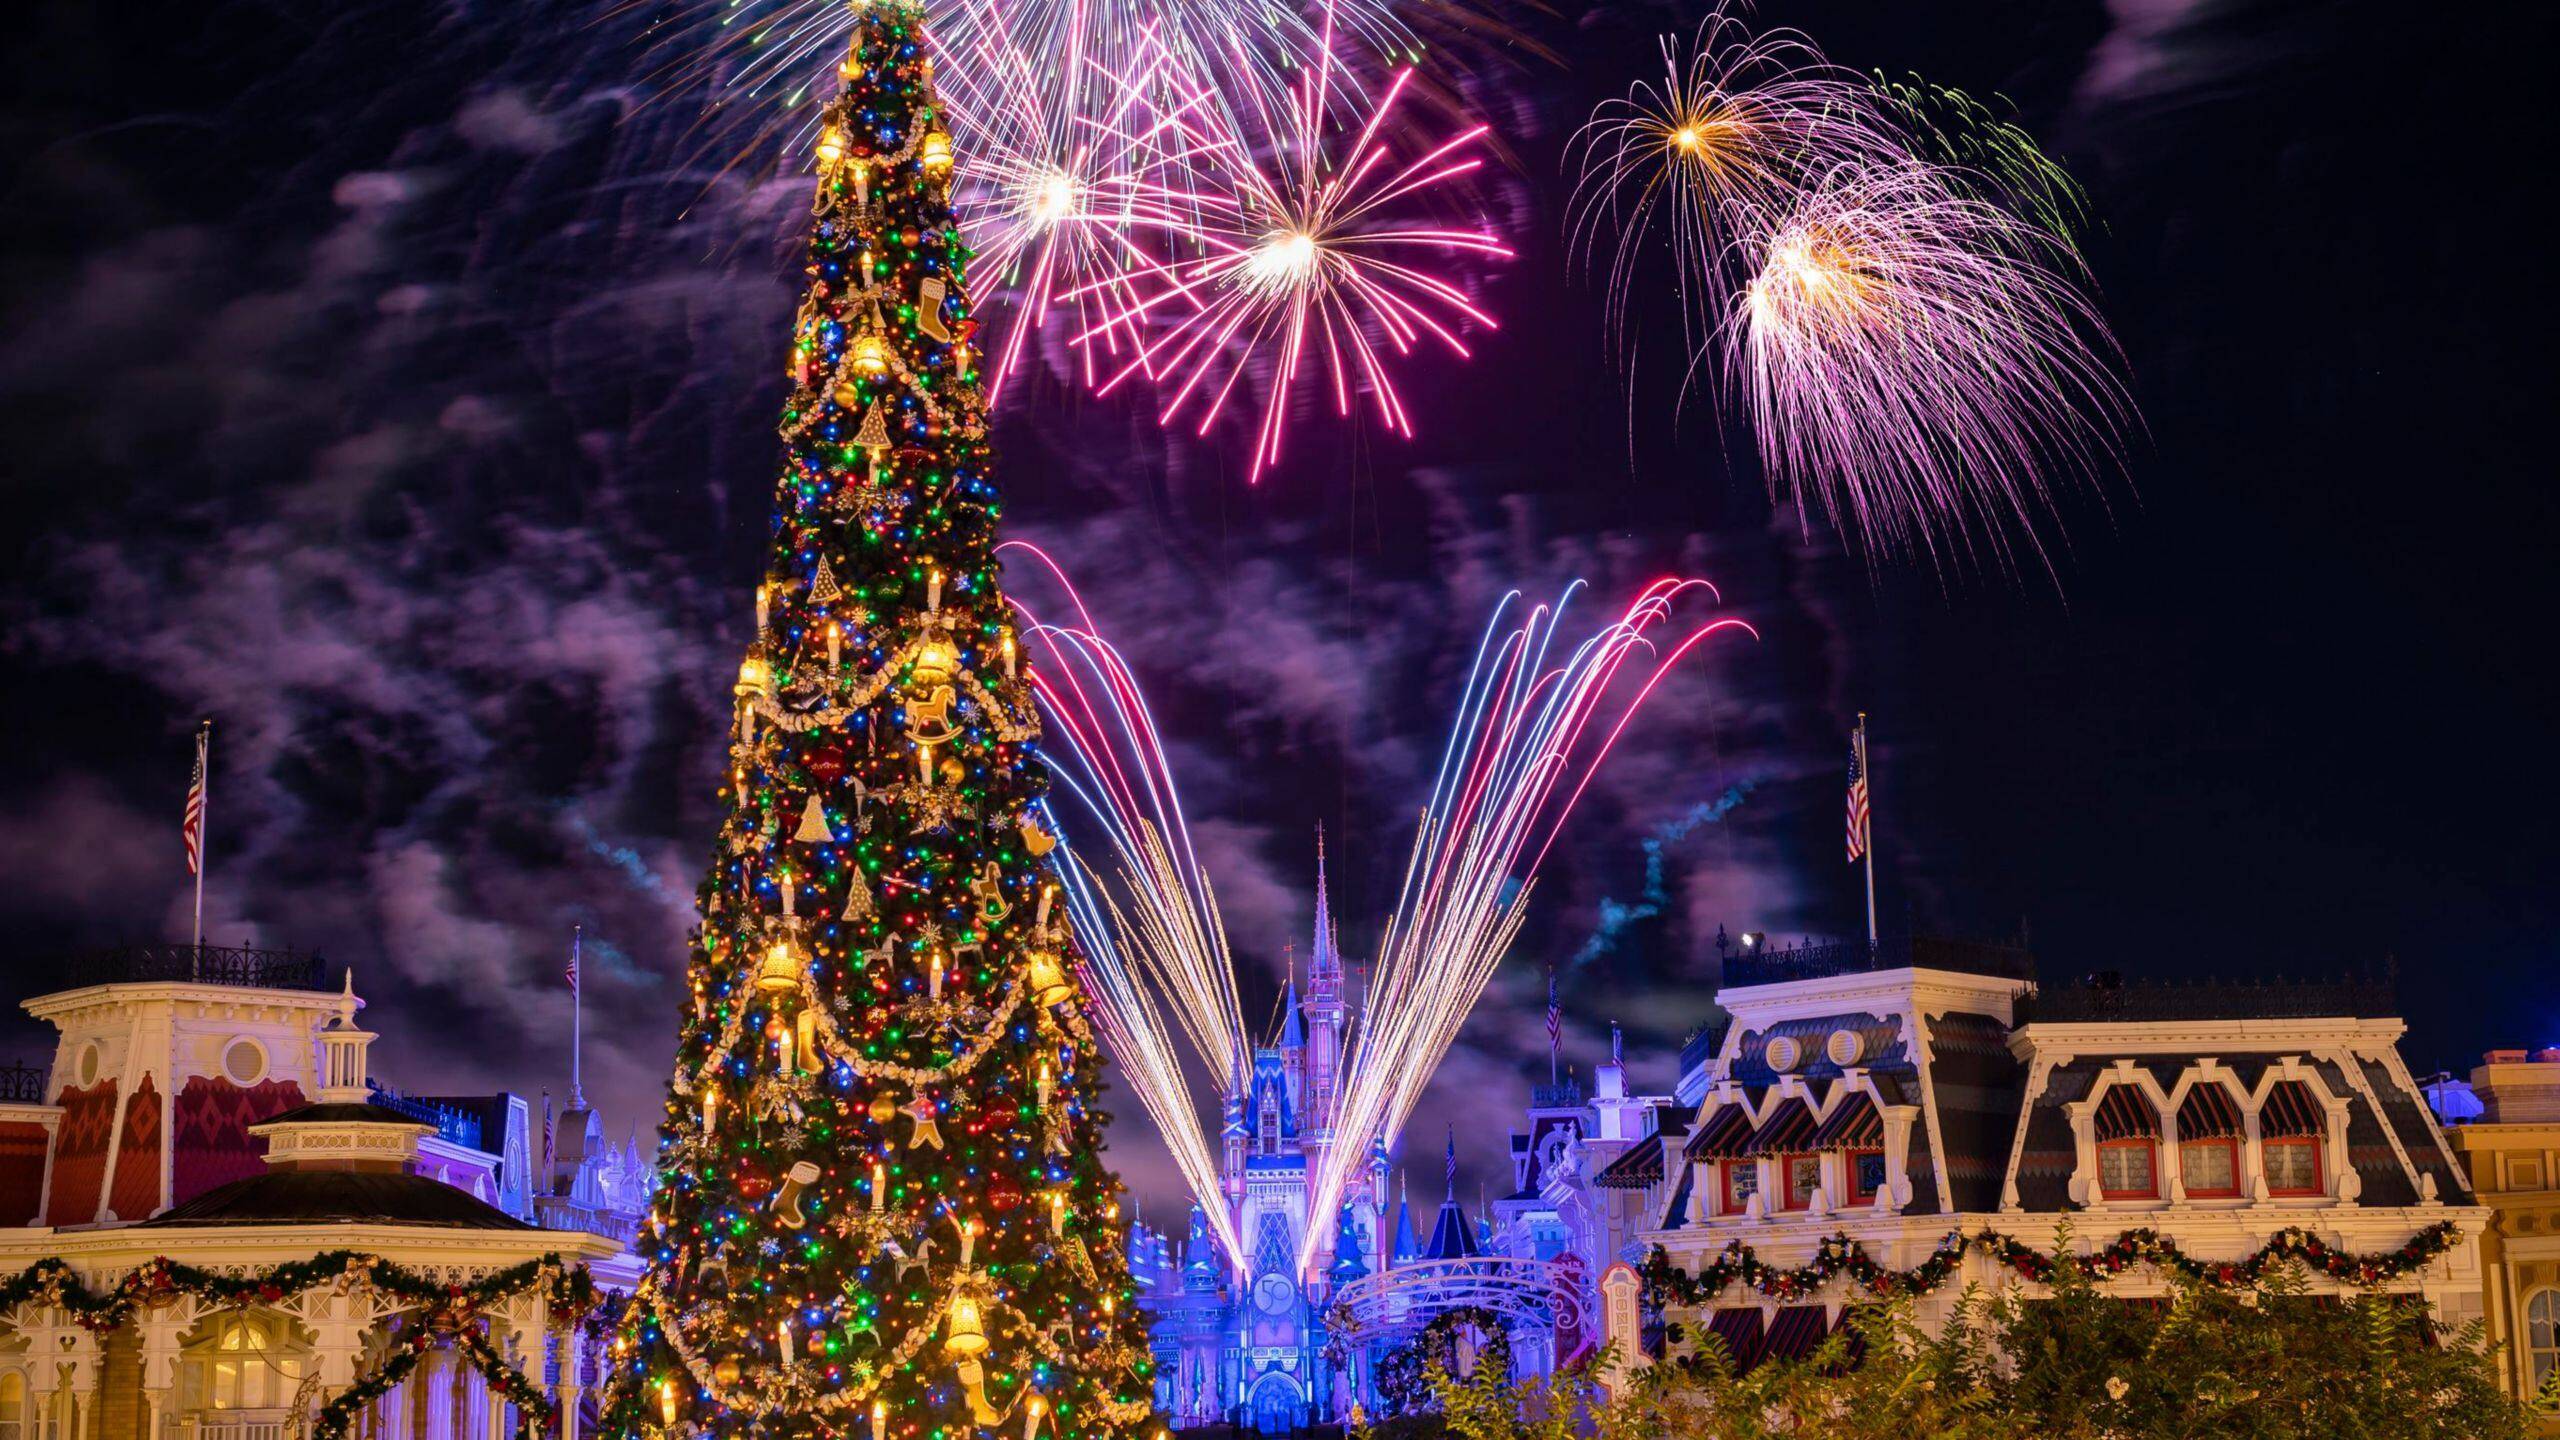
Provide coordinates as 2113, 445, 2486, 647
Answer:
0, 1253, 596, 1440
1638, 1220, 2465, 1309
597, 2, 1155, 1437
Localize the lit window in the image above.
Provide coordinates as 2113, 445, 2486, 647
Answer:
1781, 1155, 1820, 1211
1, 1370, 25, 1440
1848, 1150, 1887, 1201
2098, 1139, 2157, 1199
2180, 1138, 2240, 1198
1720, 1159, 1759, 1214
2528, 1289, 2559, 1392
2263, 1137, 2323, 1196
185, 1315, 306, 1412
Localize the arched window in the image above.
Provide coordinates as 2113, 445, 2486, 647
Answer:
2176, 1085, 2244, 1199
2527, 1288, 2559, 1392
0, 1370, 26, 1440
2093, 1086, 2160, 1200
180, 1314, 306, 1413
2259, 1080, 2326, 1196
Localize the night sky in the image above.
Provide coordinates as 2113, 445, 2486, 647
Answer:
2, 0, 2550, 1212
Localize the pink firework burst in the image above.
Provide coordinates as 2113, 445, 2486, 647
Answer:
948, 30, 1227, 405
1077, 57, 1511, 480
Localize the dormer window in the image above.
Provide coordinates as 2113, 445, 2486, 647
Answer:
2094, 1086, 2160, 1200
1778, 1155, 1821, 1211
1720, 1158, 1759, 1213
2176, 1084, 2244, 1199
2260, 1080, 2325, 1196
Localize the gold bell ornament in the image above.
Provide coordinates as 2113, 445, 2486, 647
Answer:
755, 934, 804, 994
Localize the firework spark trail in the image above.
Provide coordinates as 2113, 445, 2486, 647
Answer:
1002, 543, 1250, 1258
1297, 581, 1757, 1269
1870, 75, 2094, 252
952, 29, 1230, 403
1726, 162, 2135, 568
1567, 8, 1906, 373
1075, 59, 1511, 481
642, 0, 1415, 167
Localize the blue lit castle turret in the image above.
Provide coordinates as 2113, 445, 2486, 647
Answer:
1136, 837, 1397, 1431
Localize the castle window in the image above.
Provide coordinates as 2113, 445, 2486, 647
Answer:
1720, 1159, 1758, 1213
2176, 1084, 2243, 1198
1, 1370, 24, 1440
2093, 1086, 2160, 1200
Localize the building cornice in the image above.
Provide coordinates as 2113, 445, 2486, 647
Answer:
23, 982, 353, 1025
2007, 1016, 2407, 1061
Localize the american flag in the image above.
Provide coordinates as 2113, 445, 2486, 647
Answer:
1845, 727, 1871, 862
182, 729, 208, 876
566, 925, 581, 989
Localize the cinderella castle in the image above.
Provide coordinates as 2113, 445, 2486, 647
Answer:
1127, 850, 1541, 1432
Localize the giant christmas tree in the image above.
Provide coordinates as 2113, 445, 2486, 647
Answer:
601, 5, 1158, 1436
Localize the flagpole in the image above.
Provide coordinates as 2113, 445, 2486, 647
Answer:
1858, 713, 1877, 948
192, 720, 211, 954
570, 924, 585, 1109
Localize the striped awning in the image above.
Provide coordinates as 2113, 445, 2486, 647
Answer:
2260, 1080, 2324, 1138
2093, 1085, 2158, 1143
1810, 1096, 1884, 1150
2177, 1084, 2243, 1140
1684, 1104, 1754, 1160
1594, 1137, 1664, 1190
1763, 1306, 1829, 1365
1705, 1307, 1765, 1370
1742, 1099, 1821, 1157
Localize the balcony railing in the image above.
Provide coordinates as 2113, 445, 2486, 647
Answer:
1720, 933, 2035, 989
0, 1061, 49, 1105
59, 943, 328, 993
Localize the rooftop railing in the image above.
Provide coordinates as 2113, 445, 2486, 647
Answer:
0, 1061, 49, 1105
2014, 966, 2400, 1025
1719, 933, 2036, 989
57, 943, 329, 993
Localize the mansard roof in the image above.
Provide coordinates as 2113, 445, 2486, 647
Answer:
144, 1168, 534, 1230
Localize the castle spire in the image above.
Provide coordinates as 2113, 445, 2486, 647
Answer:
1311, 825, 1339, 980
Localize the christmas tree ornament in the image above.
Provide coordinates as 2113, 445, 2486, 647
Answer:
774, 1161, 823, 1229
755, 936, 802, 994
910, 634, 959, 689
811, 556, 843, 604
970, 861, 1011, 923
794, 793, 836, 844
905, 1093, 945, 1149
817, 125, 847, 169
917, 277, 952, 342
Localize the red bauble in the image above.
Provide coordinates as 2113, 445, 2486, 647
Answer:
736, 1166, 776, 1203
988, 1176, 1024, 1212
807, 746, 849, 783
